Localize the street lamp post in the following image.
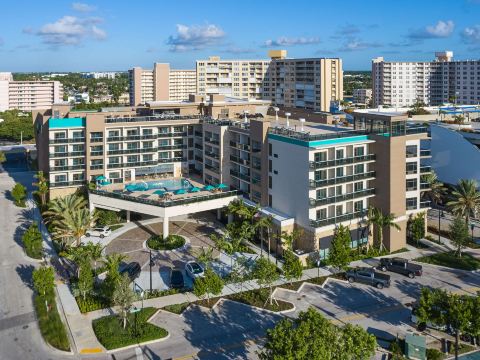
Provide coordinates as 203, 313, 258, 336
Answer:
285, 112, 291, 128
471, 223, 475, 243
273, 106, 279, 127
438, 209, 444, 244
149, 249, 153, 293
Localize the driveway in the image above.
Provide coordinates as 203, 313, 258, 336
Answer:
274, 263, 480, 341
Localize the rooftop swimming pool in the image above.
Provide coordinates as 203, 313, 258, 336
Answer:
125, 178, 193, 192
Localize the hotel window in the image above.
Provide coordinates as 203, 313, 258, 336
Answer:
159, 152, 169, 159
406, 145, 417, 158
406, 162, 417, 174
127, 142, 139, 150
109, 130, 120, 137
316, 208, 327, 220
54, 145, 66, 153
158, 127, 169, 134
354, 200, 363, 212
127, 155, 139, 163
336, 205, 343, 216
72, 144, 84, 152
336, 185, 343, 195
143, 154, 153, 162
91, 159, 103, 166
354, 147, 364, 157
268, 176, 272, 189
109, 143, 120, 151
159, 139, 170, 147
91, 132, 102, 140
143, 141, 153, 149
72, 130, 84, 139
54, 159, 66, 167
54, 132, 66, 139
314, 151, 327, 162
109, 172, 120, 179
406, 178, 417, 191
173, 126, 184, 133
336, 149, 344, 159
142, 128, 153, 136
126, 129, 138, 137
354, 164, 364, 174
72, 158, 84, 165
72, 173, 84, 181
336, 167, 344, 177
354, 182, 364, 192
316, 189, 327, 199
315, 170, 326, 181
54, 175, 67, 183
406, 197, 418, 210
108, 157, 120, 164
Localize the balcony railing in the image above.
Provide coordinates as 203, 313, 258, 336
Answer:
107, 160, 157, 169
420, 182, 430, 190
50, 180, 86, 188
204, 163, 220, 172
230, 155, 250, 166
90, 151, 104, 156
49, 151, 86, 158
49, 137, 85, 144
50, 164, 85, 171
310, 210, 365, 228
230, 169, 251, 182
309, 154, 375, 170
106, 134, 157, 142
420, 165, 432, 174
90, 137, 103, 143
158, 132, 187, 138
309, 171, 376, 188
420, 149, 431, 157
420, 200, 431, 208
309, 188, 375, 207
205, 138, 220, 146
205, 151, 220, 160
90, 164, 104, 170
229, 141, 251, 152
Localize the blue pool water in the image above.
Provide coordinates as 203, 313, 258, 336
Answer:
125, 178, 192, 192
460, 351, 480, 359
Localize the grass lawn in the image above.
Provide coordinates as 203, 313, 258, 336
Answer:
109, 224, 124, 231
147, 235, 185, 250
34, 293, 70, 351
416, 251, 480, 271
162, 302, 190, 314
92, 307, 168, 350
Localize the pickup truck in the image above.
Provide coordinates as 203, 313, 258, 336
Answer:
346, 267, 391, 289
378, 257, 423, 278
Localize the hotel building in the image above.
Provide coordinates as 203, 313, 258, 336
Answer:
33, 98, 430, 259
372, 51, 480, 107
0, 72, 63, 111
129, 64, 197, 105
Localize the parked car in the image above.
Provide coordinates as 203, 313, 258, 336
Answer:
346, 267, 391, 289
120, 262, 141, 281
378, 257, 423, 278
185, 261, 204, 279
86, 226, 111, 238
170, 269, 184, 289
410, 305, 447, 331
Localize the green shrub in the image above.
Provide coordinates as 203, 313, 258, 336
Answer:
147, 234, 185, 250
144, 288, 179, 299
92, 307, 168, 350
76, 294, 110, 313
162, 302, 189, 314
22, 222, 43, 259
426, 348, 443, 360
11, 182, 27, 207
34, 292, 70, 351
95, 209, 121, 226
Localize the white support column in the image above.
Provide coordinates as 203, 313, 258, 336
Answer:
89, 201, 95, 214
217, 209, 222, 221
163, 216, 169, 238
126, 210, 130, 223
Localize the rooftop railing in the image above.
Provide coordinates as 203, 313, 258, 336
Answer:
89, 189, 240, 208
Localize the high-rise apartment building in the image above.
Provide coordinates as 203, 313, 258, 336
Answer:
196, 56, 270, 100
34, 97, 429, 257
0, 72, 63, 111
265, 51, 343, 112
129, 64, 197, 105
372, 51, 480, 107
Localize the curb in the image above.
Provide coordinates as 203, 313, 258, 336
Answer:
142, 235, 191, 254
272, 276, 347, 298
106, 333, 171, 354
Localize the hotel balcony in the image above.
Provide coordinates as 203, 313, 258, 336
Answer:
229, 141, 251, 152
205, 151, 220, 160
49, 137, 85, 144
50, 164, 85, 171
309, 188, 375, 207
230, 155, 250, 166
310, 210, 365, 228
49, 151, 86, 158
309, 171, 376, 188
420, 149, 431, 157
230, 169, 251, 182
50, 180, 86, 188
420, 165, 432, 174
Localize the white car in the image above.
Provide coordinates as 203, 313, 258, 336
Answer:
86, 226, 112, 238
185, 261, 204, 279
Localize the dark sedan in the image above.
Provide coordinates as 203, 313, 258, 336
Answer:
170, 269, 184, 289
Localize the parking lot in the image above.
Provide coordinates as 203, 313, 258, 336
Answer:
274, 262, 480, 342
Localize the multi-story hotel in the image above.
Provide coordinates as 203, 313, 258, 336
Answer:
0, 72, 63, 111
372, 51, 480, 107
196, 56, 270, 100
129, 64, 197, 105
353, 88, 373, 105
33, 97, 430, 259
265, 50, 343, 113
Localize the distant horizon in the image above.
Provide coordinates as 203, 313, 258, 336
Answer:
1, 0, 479, 72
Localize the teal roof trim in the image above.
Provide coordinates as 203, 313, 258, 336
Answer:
268, 133, 369, 148
49, 117, 85, 129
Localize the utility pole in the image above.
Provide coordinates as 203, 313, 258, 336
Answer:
149, 249, 153, 292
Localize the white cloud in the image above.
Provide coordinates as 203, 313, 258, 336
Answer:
338, 39, 382, 52
72, 2, 97, 12
409, 20, 455, 39
167, 24, 225, 52
264, 36, 320, 47
30, 15, 106, 46
462, 25, 480, 43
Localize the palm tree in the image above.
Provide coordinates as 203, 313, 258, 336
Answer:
255, 215, 273, 255
32, 171, 49, 206
447, 179, 480, 225
227, 199, 258, 220
279, 228, 303, 253
370, 208, 401, 251
103, 253, 127, 294
84, 241, 105, 270
197, 246, 214, 269
43, 194, 87, 224
422, 171, 446, 207
52, 208, 96, 246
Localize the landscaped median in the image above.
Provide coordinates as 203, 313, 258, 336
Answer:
416, 251, 480, 271
92, 307, 168, 350
146, 234, 186, 250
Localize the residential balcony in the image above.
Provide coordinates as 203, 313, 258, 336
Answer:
106, 134, 157, 142
50, 164, 85, 171
157, 132, 188, 138
107, 160, 158, 169
50, 180, 86, 188
309, 188, 375, 207
420, 149, 431, 157
230, 169, 251, 182
90, 151, 104, 156
420, 200, 431, 208
310, 210, 365, 228
205, 151, 220, 160
420, 165, 432, 174
309, 154, 376, 170
420, 182, 430, 190
49, 151, 86, 158
229, 141, 251, 152
230, 155, 250, 166
90, 137, 103, 143
309, 171, 376, 189
205, 163, 220, 172
205, 138, 220, 146
49, 137, 85, 144
90, 164, 104, 170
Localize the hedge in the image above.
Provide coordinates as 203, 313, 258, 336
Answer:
147, 235, 185, 250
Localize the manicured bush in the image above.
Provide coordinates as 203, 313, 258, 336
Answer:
95, 209, 122, 226
76, 295, 110, 313
92, 307, 168, 350
147, 234, 185, 250
22, 222, 43, 259
162, 302, 189, 314
34, 291, 70, 351
11, 182, 27, 207
426, 348, 443, 360
417, 251, 480, 271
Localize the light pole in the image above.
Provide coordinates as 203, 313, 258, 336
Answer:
438, 209, 444, 244
149, 249, 153, 293
243, 110, 249, 123
273, 107, 279, 127
285, 112, 291, 128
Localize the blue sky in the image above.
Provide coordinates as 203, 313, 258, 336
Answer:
1, 0, 480, 72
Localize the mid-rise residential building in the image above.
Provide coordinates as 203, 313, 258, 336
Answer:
353, 89, 372, 105
372, 51, 480, 107
265, 50, 343, 113
196, 56, 270, 100
34, 97, 430, 259
129, 64, 197, 105
0, 72, 63, 111
82, 72, 118, 79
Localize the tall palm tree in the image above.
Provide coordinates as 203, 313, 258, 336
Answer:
32, 171, 49, 206
43, 194, 87, 224
422, 171, 446, 207
52, 208, 96, 246
279, 228, 303, 253
227, 199, 258, 220
84, 241, 105, 270
371, 209, 401, 251
255, 215, 273, 255
447, 179, 480, 225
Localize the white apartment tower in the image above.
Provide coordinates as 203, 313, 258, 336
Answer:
372, 51, 480, 107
